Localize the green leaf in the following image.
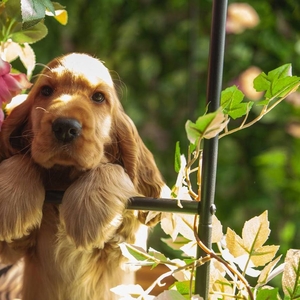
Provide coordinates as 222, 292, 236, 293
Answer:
185, 109, 229, 143
11, 22, 48, 43
170, 281, 195, 296
221, 85, 252, 119
52, 1, 66, 10
256, 288, 279, 300
174, 141, 181, 173
119, 243, 153, 265
148, 248, 168, 263
253, 64, 300, 100
21, 0, 55, 29
3, 0, 22, 22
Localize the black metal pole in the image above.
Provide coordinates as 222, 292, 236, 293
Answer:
45, 191, 200, 214
195, 0, 228, 298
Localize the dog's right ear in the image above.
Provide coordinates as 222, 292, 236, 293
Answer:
0, 95, 33, 159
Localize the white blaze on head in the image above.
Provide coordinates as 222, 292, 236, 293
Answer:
51, 53, 114, 87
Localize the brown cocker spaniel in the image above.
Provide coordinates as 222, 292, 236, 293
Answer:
0, 53, 164, 300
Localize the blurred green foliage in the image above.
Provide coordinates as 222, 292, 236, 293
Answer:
31, 0, 300, 252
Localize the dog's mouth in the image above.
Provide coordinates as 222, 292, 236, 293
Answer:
31, 117, 105, 170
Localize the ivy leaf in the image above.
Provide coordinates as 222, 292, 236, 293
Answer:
11, 22, 48, 44
226, 211, 279, 268
254, 64, 300, 100
185, 109, 229, 143
21, 0, 55, 29
256, 288, 279, 300
282, 249, 300, 299
221, 85, 253, 119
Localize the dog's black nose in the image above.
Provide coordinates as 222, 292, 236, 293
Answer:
52, 118, 82, 143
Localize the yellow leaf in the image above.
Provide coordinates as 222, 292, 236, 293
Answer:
54, 10, 68, 25
258, 255, 282, 285
242, 210, 270, 250
212, 275, 234, 300
45, 9, 68, 25
212, 215, 223, 243
225, 227, 246, 257
251, 245, 279, 267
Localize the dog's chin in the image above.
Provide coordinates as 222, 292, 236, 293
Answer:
32, 152, 102, 171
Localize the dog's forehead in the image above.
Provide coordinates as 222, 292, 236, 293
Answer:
48, 53, 113, 87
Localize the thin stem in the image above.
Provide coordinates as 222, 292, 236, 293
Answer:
211, 291, 246, 299
219, 96, 287, 139
185, 139, 203, 200
193, 217, 254, 300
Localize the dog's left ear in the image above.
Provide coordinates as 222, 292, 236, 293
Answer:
0, 96, 33, 159
109, 108, 164, 198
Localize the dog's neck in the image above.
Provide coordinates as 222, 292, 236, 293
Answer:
42, 165, 85, 191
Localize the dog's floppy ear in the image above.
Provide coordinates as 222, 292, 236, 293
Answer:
110, 107, 164, 198
0, 96, 33, 159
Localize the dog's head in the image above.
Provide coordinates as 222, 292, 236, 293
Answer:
0, 53, 164, 196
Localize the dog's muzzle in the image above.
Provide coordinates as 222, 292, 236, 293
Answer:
52, 118, 82, 143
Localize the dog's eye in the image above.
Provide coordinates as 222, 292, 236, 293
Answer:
40, 85, 54, 97
92, 92, 105, 103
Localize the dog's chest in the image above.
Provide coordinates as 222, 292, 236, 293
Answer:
42, 167, 84, 190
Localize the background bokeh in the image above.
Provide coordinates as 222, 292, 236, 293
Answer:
30, 0, 300, 254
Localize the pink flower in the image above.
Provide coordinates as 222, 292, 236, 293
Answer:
0, 57, 32, 104
0, 109, 4, 128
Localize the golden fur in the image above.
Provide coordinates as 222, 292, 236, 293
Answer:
0, 53, 164, 300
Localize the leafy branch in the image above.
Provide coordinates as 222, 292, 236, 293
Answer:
113, 64, 300, 300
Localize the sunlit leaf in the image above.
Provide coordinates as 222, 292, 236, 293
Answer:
212, 215, 223, 243
211, 276, 234, 298
225, 211, 279, 268
282, 249, 300, 299
225, 227, 246, 257
251, 245, 280, 267
257, 255, 282, 286
161, 213, 195, 242
221, 85, 253, 119
242, 210, 270, 250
